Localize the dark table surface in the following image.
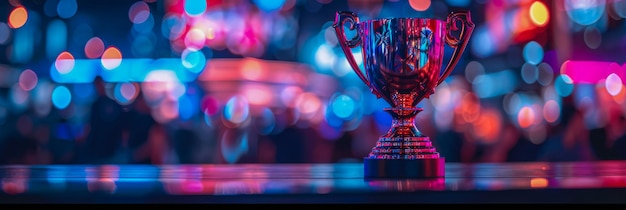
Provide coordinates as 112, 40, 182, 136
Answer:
1, 161, 626, 204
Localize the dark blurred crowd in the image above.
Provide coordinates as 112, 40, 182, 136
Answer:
1, 78, 626, 165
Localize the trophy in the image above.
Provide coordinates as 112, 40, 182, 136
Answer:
333, 10, 474, 179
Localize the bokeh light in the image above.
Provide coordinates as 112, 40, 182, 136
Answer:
184, 28, 206, 51
184, 0, 207, 16
11, 84, 30, 107
18, 69, 38, 91
295, 92, 322, 117
470, 27, 496, 58
178, 95, 196, 121
243, 86, 272, 105
537, 62, 554, 86
409, 0, 432, 11
2, 0, 626, 167
253, 0, 287, 12
555, 74, 575, 97
543, 99, 560, 123
224, 95, 250, 125
331, 94, 356, 119
583, 26, 602, 49
8, 6, 28, 29
523, 41, 544, 65
55, 51, 75, 74
201, 96, 219, 116
614, 0, 626, 18
57, 0, 78, 19
521, 62, 538, 84
529, 1, 549, 27
101, 47, 122, 70
446, 0, 471, 7
0, 22, 10, 45
114, 82, 138, 105
84, 37, 105, 59
605, 73, 623, 96
517, 106, 536, 128
564, 0, 606, 26
181, 48, 207, 74
464, 61, 485, 83
129, 1, 150, 24
51, 85, 72, 109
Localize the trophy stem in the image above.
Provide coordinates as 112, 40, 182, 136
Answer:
364, 107, 445, 179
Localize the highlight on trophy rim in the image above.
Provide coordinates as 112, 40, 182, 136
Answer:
333, 10, 475, 179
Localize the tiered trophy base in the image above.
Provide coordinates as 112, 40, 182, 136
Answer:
363, 135, 445, 179
364, 157, 445, 179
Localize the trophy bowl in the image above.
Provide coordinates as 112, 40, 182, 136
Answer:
333, 11, 474, 179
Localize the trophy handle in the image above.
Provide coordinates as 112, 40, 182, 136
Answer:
438, 11, 475, 86
333, 11, 379, 96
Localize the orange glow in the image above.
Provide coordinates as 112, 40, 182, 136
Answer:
409, 0, 431, 11
243, 86, 273, 105
530, 178, 548, 188
473, 108, 502, 144
296, 92, 322, 115
458, 93, 480, 123
8, 6, 28, 29
517, 106, 535, 128
101, 47, 122, 70
85, 37, 105, 59
241, 59, 263, 81
55, 51, 75, 74
529, 1, 549, 27
184, 28, 206, 51
513, 7, 535, 35
611, 84, 626, 104
206, 27, 215, 40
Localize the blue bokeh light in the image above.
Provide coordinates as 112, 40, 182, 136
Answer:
445, 0, 471, 7
178, 95, 196, 120
52, 85, 72, 109
470, 26, 496, 58
57, 0, 78, 19
523, 41, 544, 65
184, 0, 207, 16
181, 49, 207, 74
331, 94, 356, 119
555, 74, 575, 97
253, 0, 286, 12
564, 0, 605, 26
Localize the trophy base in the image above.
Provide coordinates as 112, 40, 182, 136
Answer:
363, 157, 445, 179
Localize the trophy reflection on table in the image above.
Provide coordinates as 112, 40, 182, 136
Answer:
333, 10, 474, 179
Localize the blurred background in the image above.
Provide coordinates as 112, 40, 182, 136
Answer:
0, 0, 625, 165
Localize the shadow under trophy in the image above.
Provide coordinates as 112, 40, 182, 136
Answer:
333, 10, 474, 179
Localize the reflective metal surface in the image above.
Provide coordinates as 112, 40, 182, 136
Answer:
1, 161, 626, 203
333, 11, 475, 178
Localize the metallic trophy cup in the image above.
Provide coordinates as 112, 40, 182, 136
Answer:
333, 11, 474, 179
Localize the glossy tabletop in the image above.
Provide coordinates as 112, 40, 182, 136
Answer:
1, 161, 626, 203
